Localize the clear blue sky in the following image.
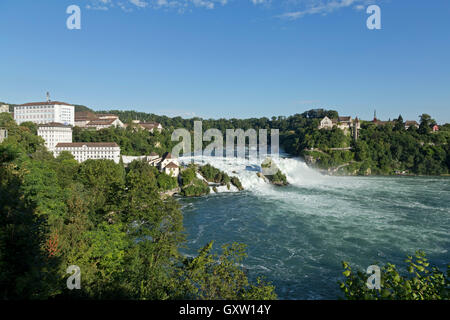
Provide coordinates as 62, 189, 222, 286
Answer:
1, 0, 449, 123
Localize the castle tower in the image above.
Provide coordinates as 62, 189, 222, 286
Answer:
353, 117, 360, 141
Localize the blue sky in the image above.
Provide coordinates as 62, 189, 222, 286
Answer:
1, 0, 449, 123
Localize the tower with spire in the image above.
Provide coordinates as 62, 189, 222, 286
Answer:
353, 117, 360, 141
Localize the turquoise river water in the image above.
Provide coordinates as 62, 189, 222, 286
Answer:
178, 156, 450, 299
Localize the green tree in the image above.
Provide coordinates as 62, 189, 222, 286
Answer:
178, 241, 277, 300
339, 251, 449, 300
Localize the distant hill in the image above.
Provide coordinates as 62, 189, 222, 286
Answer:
74, 104, 94, 113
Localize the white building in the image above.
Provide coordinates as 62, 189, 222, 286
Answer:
0, 128, 7, 143
37, 122, 73, 151
138, 122, 163, 133
163, 162, 180, 178
318, 116, 333, 129
14, 101, 75, 126
159, 152, 176, 169
54, 142, 121, 163
158, 152, 180, 177
85, 118, 124, 130
97, 114, 120, 120
0, 105, 10, 113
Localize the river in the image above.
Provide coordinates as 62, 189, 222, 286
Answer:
178, 155, 450, 299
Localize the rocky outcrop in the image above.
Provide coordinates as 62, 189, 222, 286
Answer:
259, 157, 289, 186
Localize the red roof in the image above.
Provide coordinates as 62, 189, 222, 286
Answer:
162, 152, 173, 160
19, 101, 73, 107
165, 162, 179, 169
75, 111, 97, 121
86, 119, 116, 126
55, 142, 119, 148
38, 122, 71, 128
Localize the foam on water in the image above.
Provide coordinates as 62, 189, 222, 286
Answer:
179, 154, 326, 194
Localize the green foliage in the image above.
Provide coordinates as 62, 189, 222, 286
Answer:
72, 108, 448, 176
230, 176, 244, 191
285, 113, 449, 175
181, 179, 210, 197
339, 251, 449, 300
1, 121, 270, 300
178, 241, 277, 300
261, 158, 288, 186
157, 172, 178, 191
72, 125, 176, 156
269, 170, 288, 186
199, 164, 230, 185
179, 166, 209, 196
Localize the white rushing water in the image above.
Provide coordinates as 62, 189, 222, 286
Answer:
179, 155, 326, 194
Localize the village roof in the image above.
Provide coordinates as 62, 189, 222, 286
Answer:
162, 152, 173, 160
86, 119, 116, 126
97, 114, 119, 119
165, 162, 179, 169
405, 120, 419, 125
38, 122, 71, 128
18, 101, 73, 107
75, 111, 97, 121
139, 122, 161, 130
55, 142, 119, 148
149, 152, 159, 157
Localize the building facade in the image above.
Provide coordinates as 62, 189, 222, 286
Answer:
54, 142, 121, 163
37, 122, 73, 151
0, 105, 10, 113
138, 122, 163, 133
163, 162, 180, 178
85, 118, 125, 130
14, 101, 75, 126
0, 128, 7, 143
158, 152, 180, 177
318, 116, 333, 130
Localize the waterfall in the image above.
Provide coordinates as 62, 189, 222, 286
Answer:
178, 155, 326, 193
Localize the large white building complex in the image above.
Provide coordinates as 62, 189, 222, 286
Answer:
54, 142, 121, 163
14, 101, 75, 126
37, 122, 73, 151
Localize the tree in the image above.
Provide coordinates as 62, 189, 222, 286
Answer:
178, 241, 277, 300
419, 114, 436, 134
394, 115, 404, 131
339, 251, 449, 300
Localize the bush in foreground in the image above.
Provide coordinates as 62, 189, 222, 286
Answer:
339, 251, 449, 300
